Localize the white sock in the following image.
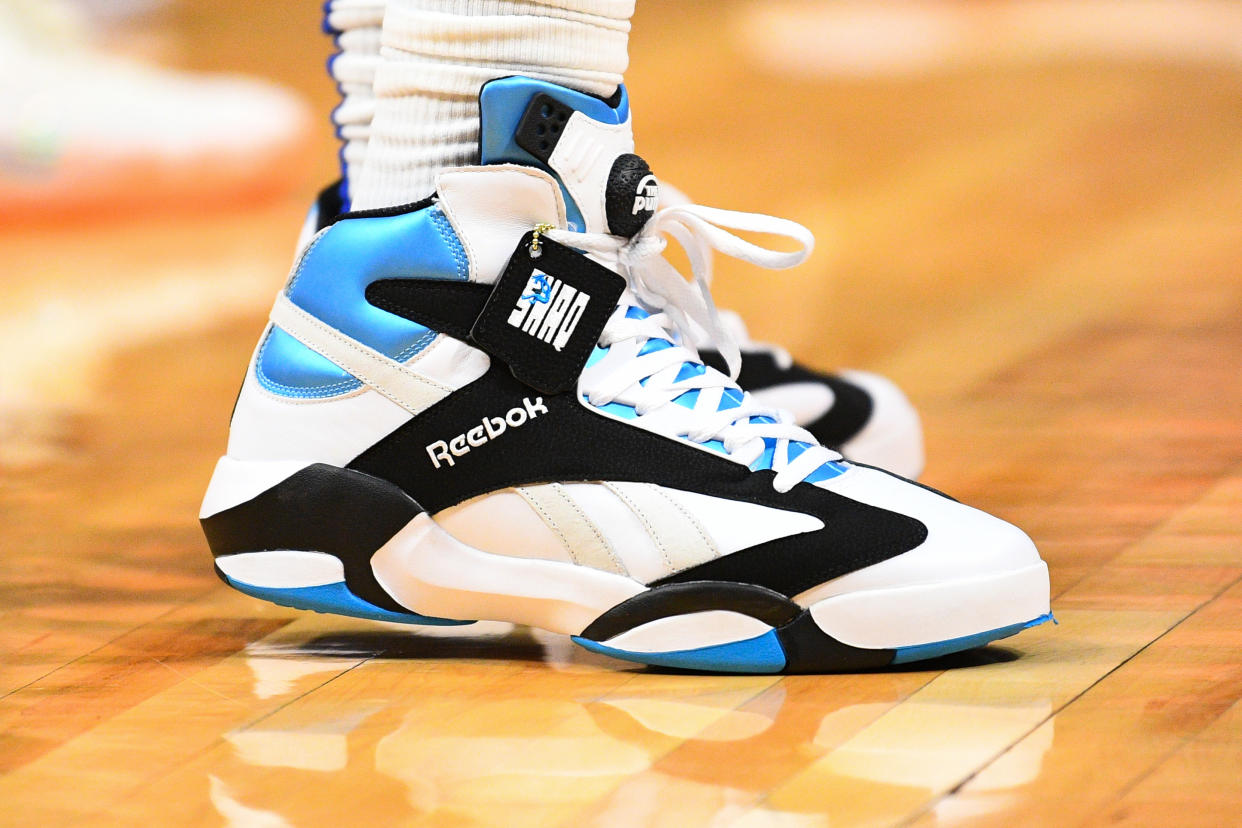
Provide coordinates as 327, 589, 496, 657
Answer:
350, 0, 634, 210
326, 0, 385, 203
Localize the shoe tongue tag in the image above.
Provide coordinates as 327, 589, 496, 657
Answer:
605, 154, 658, 237
471, 232, 626, 395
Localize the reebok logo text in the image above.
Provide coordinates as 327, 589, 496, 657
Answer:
426, 397, 548, 469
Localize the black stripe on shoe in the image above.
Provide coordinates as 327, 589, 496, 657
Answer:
579, 581, 802, 643
201, 464, 424, 614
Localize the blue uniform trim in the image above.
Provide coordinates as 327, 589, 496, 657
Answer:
223, 577, 473, 626
891, 613, 1055, 664
573, 630, 786, 674
479, 77, 631, 232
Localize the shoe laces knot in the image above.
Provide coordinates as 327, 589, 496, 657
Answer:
545, 202, 843, 493
547, 202, 814, 380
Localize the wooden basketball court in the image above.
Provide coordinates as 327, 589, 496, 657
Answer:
3, 1, 1241, 825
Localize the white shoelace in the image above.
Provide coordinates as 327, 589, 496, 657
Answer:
545, 203, 843, 493
657, 183, 796, 367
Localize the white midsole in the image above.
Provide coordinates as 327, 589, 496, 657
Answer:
216, 550, 343, 588
808, 562, 1050, 650
600, 611, 775, 653
221, 513, 1048, 651
370, 513, 646, 636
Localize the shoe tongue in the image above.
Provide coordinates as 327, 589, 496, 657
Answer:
479, 77, 659, 237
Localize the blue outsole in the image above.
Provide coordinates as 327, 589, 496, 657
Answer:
573, 630, 788, 674
890, 612, 1055, 664
574, 613, 1056, 674
224, 577, 473, 626
225, 573, 1053, 673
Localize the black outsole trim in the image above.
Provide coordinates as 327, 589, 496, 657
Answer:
579, 581, 802, 643
774, 612, 896, 673
575, 592, 899, 674
201, 464, 424, 614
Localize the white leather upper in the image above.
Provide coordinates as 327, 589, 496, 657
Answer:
431, 481, 825, 584
435, 165, 568, 284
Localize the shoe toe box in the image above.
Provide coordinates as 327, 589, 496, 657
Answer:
800, 465, 1043, 603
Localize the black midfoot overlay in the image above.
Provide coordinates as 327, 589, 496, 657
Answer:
201, 463, 425, 613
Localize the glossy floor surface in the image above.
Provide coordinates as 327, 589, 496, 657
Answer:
3, 1, 1242, 825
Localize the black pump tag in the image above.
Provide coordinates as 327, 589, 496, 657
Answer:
471, 232, 626, 395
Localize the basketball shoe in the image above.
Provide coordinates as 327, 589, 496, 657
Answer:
200, 77, 1050, 673
299, 180, 925, 479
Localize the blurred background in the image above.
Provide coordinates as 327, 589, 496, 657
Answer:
4, 2, 1242, 824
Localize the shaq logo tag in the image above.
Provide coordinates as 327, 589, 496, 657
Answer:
506, 270, 591, 352
632, 173, 659, 215
472, 232, 625, 395
426, 397, 548, 469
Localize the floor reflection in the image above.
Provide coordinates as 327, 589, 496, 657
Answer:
210, 627, 1054, 827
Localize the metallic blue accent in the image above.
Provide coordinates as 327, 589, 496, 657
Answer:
224, 577, 473, 626
596, 401, 638, 420
786, 440, 850, 483
573, 630, 786, 674
479, 77, 631, 232
750, 439, 777, 471
675, 362, 706, 382
673, 389, 700, 408
257, 327, 362, 397
718, 387, 744, 411
625, 306, 649, 320
639, 338, 672, 355
805, 460, 851, 483
262, 204, 467, 396
891, 613, 1054, 664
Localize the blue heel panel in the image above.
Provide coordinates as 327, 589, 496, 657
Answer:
264, 204, 466, 397
573, 630, 787, 674
891, 613, 1054, 664
257, 326, 362, 398
287, 205, 465, 356
224, 577, 473, 627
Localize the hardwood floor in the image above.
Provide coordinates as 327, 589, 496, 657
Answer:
2, 1, 1241, 825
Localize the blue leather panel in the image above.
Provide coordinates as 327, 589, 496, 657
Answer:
257, 326, 361, 397
261, 204, 466, 397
